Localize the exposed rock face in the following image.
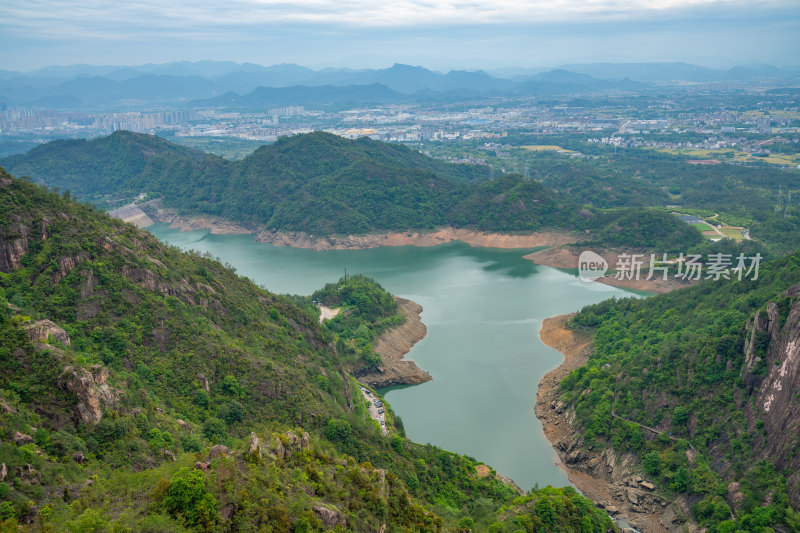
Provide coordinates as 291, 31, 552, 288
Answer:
268, 430, 311, 462
0, 221, 30, 273
313, 505, 345, 529
248, 432, 261, 459
57, 364, 120, 424
209, 445, 230, 459
356, 298, 431, 388
743, 283, 800, 505
51, 254, 87, 284
23, 319, 71, 346
14, 431, 33, 445
0, 399, 17, 414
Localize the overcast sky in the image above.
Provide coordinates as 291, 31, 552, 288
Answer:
2, 0, 799, 71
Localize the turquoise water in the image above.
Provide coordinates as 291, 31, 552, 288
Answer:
148, 224, 634, 490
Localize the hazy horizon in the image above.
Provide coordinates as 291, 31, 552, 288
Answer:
3, 0, 799, 72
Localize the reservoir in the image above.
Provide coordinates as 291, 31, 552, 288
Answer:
149, 224, 633, 490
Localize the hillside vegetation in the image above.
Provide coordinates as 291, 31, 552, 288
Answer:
560, 253, 800, 530
0, 169, 615, 531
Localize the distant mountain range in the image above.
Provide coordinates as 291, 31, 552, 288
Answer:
1, 60, 797, 109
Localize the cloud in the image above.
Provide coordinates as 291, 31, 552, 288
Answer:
3, 0, 797, 39
0, 0, 796, 69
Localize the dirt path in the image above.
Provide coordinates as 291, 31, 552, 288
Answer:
318, 305, 340, 323
610, 409, 696, 452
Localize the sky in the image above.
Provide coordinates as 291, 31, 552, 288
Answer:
1, 0, 799, 71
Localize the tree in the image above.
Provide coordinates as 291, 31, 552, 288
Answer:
673, 406, 690, 427
642, 451, 662, 476
671, 467, 691, 493
534, 497, 556, 526
202, 417, 227, 442
219, 400, 245, 424
325, 419, 352, 443
161, 468, 217, 529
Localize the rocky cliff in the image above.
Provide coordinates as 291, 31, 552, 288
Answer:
743, 282, 800, 505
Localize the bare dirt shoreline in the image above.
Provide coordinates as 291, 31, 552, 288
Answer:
143, 204, 578, 251
537, 314, 673, 533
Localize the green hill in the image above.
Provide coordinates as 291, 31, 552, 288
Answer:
0, 169, 615, 531
1, 131, 701, 246
0, 132, 233, 207
560, 253, 800, 530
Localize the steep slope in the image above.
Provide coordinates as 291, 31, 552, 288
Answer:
554, 253, 800, 530
0, 169, 614, 531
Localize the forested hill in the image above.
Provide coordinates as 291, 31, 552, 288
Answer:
562, 252, 800, 530
0, 131, 233, 199
0, 169, 616, 531
0, 130, 698, 242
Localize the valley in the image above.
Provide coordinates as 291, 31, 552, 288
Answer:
1, 64, 799, 532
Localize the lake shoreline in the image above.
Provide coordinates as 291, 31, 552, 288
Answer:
141, 206, 689, 294
357, 297, 431, 389
141, 204, 578, 250
537, 314, 674, 533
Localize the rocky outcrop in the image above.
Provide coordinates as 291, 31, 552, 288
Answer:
0, 221, 30, 273
14, 431, 34, 445
209, 445, 230, 459
356, 298, 431, 388
51, 254, 87, 284
313, 505, 345, 529
57, 364, 120, 424
248, 432, 261, 459
23, 319, 71, 346
268, 430, 311, 462
743, 283, 800, 505
0, 399, 16, 414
